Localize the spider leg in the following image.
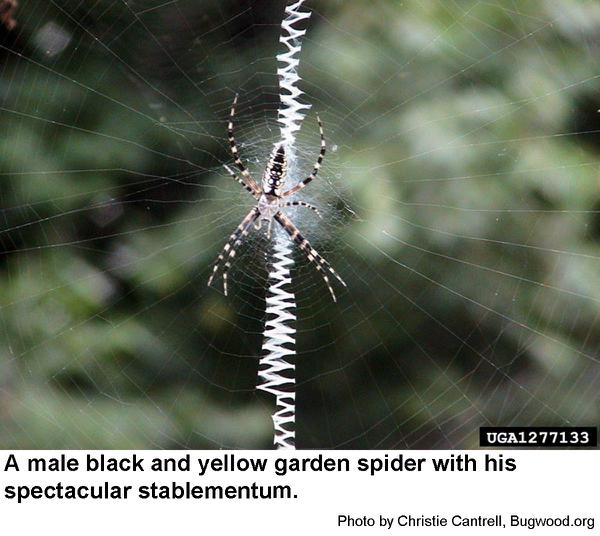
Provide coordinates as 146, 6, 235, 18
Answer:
208, 208, 260, 296
282, 115, 326, 198
223, 164, 259, 198
228, 94, 260, 194
283, 201, 322, 218
274, 211, 346, 302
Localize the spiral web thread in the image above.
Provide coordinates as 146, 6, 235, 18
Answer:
257, 0, 312, 450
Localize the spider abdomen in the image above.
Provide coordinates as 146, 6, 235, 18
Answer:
262, 145, 287, 196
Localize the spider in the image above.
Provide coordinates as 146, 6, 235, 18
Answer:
207, 94, 346, 302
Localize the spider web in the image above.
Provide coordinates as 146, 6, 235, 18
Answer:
1, 0, 599, 449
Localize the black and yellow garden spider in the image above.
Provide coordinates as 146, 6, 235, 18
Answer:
207, 95, 346, 301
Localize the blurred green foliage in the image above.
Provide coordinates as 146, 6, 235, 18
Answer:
0, 0, 599, 448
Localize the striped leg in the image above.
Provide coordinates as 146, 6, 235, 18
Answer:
283, 200, 322, 218
274, 211, 346, 302
224, 164, 259, 198
208, 208, 260, 296
282, 115, 326, 198
228, 94, 260, 194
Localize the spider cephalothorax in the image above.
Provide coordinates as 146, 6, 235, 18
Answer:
208, 94, 346, 301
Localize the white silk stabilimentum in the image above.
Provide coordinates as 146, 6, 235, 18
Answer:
257, 0, 312, 450
276, 0, 312, 158
257, 240, 297, 449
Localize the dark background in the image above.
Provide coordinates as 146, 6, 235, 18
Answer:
0, 0, 599, 448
